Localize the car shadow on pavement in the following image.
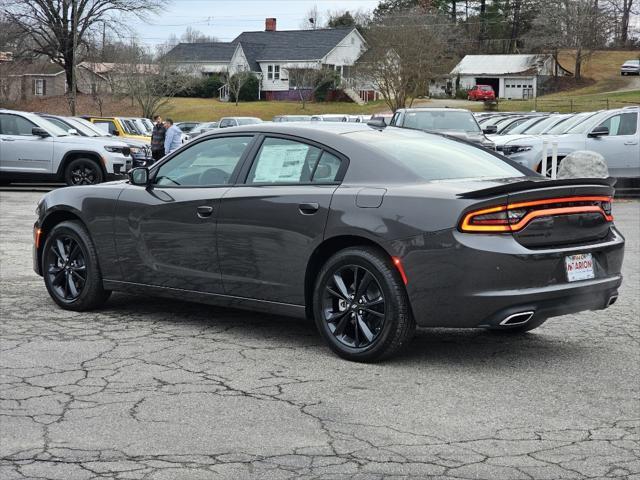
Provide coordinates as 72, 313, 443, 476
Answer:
101, 293, 588, 367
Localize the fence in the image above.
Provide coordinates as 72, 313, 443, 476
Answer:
496, 97, 639, 112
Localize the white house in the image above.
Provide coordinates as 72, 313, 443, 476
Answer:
165, 18, 368, 101
447, 54, 572, 99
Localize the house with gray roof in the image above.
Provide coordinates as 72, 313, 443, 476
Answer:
165, 18, 367, 101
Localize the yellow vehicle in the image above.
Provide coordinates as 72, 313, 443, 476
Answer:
85, 117, 151, 142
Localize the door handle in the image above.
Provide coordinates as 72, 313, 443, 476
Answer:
196, 205, 214, 218
0, 138, 15, 142
624, 140, 638, 145
299, 202, 319, 214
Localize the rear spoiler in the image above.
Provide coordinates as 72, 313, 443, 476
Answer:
457, 177, 616, 199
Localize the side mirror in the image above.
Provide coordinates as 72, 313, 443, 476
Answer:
367, 118, 387, 129
112, 130, 120, 136
129, 167, 149, 186
32, 127, 50, 137
588, 125, 609, 137
483, 125, 498, 134
67, 128, 79, 135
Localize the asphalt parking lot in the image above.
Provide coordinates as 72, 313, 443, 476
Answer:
1, 191, 639, 480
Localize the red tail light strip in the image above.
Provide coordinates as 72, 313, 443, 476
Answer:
391, 256, 409, 285
460, 196, 613, 233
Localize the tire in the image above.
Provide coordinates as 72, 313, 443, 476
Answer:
312, 247, 415, 362
64, 158, 104, 186
42, 220, 111, 311
488, 316, 547, 333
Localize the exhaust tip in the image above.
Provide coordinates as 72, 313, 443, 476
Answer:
606, 295, 618, 307
500, 311, 535, 326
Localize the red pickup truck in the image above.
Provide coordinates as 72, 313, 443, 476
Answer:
467, 85, 496, 101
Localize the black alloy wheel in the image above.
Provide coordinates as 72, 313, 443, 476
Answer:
42, 221, 111, 310
322, 264, 386, 349
65, 158, 103, 186
313, 247, 415, 362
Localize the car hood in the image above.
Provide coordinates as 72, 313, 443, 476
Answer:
55, 136, 130, 148
491, 134, 540, 145
435, 130, 487, 143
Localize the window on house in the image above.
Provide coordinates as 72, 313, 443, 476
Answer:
274, 65, 280, 80
267, 65, 273, 80
34, 79, 46, 96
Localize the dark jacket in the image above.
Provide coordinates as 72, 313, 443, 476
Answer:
151, 123, 166, 151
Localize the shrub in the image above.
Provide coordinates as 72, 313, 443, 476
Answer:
176, 75, 224, 98
229, 74, 260, 102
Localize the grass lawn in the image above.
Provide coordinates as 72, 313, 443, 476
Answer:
159, 98, 391, 122
496, 89, 640, 113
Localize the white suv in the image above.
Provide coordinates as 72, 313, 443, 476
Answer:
0, 109, 132, 186
497, 108, 640, 179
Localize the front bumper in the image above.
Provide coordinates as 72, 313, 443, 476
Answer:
397, 227, 625, 328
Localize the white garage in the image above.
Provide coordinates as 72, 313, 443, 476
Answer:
450, 54, 572, 99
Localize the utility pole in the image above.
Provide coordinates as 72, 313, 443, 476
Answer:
70, 0, 78, 115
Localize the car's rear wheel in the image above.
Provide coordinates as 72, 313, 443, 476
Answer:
313, 247, 415, 362
42, 221, 111, 311
64, 158, 103, 186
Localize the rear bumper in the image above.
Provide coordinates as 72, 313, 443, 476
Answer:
397, 227, 625, 328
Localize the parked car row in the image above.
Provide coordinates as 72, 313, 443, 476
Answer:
476, 107, 640, 180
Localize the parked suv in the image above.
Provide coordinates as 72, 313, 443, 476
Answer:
390, 108, 496, 149
39, 114, 152, 168
0, 109, 132, 185
467, 84, 496, 101
498, 107, 639, 180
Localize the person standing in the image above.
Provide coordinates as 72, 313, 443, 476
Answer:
164, 118, 182, 155
150, 115, 166, 163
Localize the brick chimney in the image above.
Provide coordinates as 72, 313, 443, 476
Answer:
265, 18, 276, 32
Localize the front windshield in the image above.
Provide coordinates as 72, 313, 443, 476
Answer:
120, 119, 142, 135
402, 111, 481, 133
522, 116, 567, 134
566, 111, 611, 134
70, 117, 108, 136
237, 118, 262, 125
64, 117, 102, 137
545, 112, 596, 134
35, 117, 69, 137
507, 117, 547, 135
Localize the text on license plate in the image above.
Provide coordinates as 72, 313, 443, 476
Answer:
565, 253, 595, 282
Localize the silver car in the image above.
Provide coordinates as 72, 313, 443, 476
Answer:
620, 59, 640, 75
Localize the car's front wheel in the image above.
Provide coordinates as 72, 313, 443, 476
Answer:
42, 221, 111, 311
313, 247, 415, 362
64, 158, 104, 186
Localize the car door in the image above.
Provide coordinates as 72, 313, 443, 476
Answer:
217, 135, 347, 305
114, 134, 256, 293
586, 111, 639, 177
0, 113, 54, 174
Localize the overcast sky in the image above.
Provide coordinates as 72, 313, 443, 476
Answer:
127, 0, 380, 46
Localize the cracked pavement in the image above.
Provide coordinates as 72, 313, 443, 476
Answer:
1, 191, 639, 480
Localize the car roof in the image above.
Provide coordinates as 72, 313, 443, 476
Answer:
398, 107, 472, 113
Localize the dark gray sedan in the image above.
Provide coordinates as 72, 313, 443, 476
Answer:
33, 123, 625, 361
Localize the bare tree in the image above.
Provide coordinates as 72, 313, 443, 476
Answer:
606, 0, 638, 45
227, 70, 254, 107
180, 26, 219, 43
1, 0, 161, 114
289, 67, 340, 109
526, 0, 613, 79
300, 5, 322, 29
114, 45, 196, 118
356, 9, 458, 112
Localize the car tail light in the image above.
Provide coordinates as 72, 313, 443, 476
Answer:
459, 196, 614, 233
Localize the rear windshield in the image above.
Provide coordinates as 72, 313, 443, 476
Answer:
346, 131, 524, 181
480, 86, 493, 91
402, 111, 481, 133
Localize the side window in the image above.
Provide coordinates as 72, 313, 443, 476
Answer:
247, 137, 323, 184
597, 112, 637, 136
0, 114, 37, 136
94, 121, 117, 135
154, 136, 252, 187
219, 119, 234, 128
311, 151, 342, 183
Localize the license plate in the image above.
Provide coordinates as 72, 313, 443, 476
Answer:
565, 253, 595, 282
